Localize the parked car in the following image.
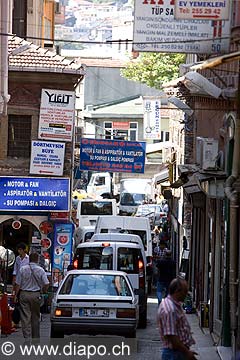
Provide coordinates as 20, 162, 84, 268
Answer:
73, 234, 148, 328
50, 269, 138, 338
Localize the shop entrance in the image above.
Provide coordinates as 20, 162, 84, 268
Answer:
0, 219, 40, 284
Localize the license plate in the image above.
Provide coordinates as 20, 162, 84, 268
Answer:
79, 308, 109, 317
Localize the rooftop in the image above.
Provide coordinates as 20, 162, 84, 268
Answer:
8, 35, 85, 76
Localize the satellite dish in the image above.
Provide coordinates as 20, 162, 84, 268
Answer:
0, 246, 15, 267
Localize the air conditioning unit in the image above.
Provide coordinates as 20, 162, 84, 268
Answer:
196, 137, 218, 170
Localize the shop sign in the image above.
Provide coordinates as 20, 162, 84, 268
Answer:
143, 97, 161, 139
174, 0, 230, 21
133, 0, 230, 54
80, 138, 146, 174
38, 89, 75, 142
112, 122, 130, 130
0, 177, 70, 211
30, 140, 65, 176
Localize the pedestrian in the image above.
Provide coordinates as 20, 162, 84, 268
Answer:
156, 250, 176, 305
154, 241, 168, 259
158, 277, 198, 360
12, 242, 29, 286
15, 252, 49, 341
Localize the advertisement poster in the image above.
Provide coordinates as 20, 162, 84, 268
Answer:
30, 140, 65, 176
80, 138, 146, 174
143, 97, 161, 139
0, 177, 70, 211
133, 0, 230, 54
38, 89, 75, 142
52, 223, 73, 287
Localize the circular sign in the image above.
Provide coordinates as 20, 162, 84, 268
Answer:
57, 235, 69, 246
39, 221, 53, 235
12, 220, 22, 230
41, 238, 52, 250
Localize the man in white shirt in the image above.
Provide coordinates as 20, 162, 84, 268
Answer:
12, 242, 29, 285
15, 252, 49, 340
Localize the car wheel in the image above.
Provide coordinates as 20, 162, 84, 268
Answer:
125, 330, 136, 338
138, 308, 147, 329
50, 326, 64, 338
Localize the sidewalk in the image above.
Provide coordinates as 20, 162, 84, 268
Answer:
187, 313, 233, 360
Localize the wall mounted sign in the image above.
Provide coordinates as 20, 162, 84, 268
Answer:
0, 177, 70, 211
38, 89, 75, 142
30, 140, 65, 176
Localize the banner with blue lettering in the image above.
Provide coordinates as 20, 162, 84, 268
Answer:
0, 177, 70, 211
80, 138, 146, 173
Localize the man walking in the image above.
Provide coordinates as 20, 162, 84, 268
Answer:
15, 252, 49, 341
12, 242, 29, 286
158, 278, 198, 360
156, 249, 176, 305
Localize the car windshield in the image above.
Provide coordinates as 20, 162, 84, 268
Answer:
81, 202, 113, 215
120, 193, 145, 206
59, 274, 132, 297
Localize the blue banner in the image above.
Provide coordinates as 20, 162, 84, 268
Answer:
52, 223, 74, 286
0, 177, 70, 211
80, 138, 146, 173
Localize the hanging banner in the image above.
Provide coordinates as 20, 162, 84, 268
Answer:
143, 97, 161, 139
133, 0, 230, 54
52, 223, 73, 287
80, 138, 146, 174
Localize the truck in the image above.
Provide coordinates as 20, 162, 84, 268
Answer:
87, 172, 113, 198
119, 178, 152, 216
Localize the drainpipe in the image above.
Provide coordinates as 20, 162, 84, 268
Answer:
0, 0, 10, 116
224, 64, 240, 354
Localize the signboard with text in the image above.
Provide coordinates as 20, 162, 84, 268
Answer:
133, 0, 230, 54
174, 0, 230, 21
38, 89, 75, 142
0, 177, 70, 211
143, 97, 161, 139
80, 138, 146, 174
30, 140, 65, 176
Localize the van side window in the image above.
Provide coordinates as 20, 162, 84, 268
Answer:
117, 248, 142, 273
77, 247, 113, 270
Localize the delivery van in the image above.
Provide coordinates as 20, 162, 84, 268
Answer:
94, 215, 153, 293
73, 233, 148, 328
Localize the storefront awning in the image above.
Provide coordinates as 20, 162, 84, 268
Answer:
153, 168, 169, 184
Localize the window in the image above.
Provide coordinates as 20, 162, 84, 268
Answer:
117, 247, 143, 274
77, 246, 113, 270
8, 115, 31, 157
165, 132, 170, 141
104, 121, 138, 140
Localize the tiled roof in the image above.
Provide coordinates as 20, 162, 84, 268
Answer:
8, 36, 85, 75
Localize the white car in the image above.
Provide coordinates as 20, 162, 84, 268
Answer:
50, 269, 138, 338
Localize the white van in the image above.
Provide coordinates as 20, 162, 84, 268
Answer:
73, 234, 147, 328
94, 215, 153, 293
76, 199, 117, 227
73, 225, 95, 250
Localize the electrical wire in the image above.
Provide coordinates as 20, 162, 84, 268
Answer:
0, 31, 231, 46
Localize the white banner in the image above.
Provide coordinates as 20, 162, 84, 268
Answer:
143, 97, 161, 139
38, 89, 75, 142
30, 140, 65, 176
133, 0, 230, 54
